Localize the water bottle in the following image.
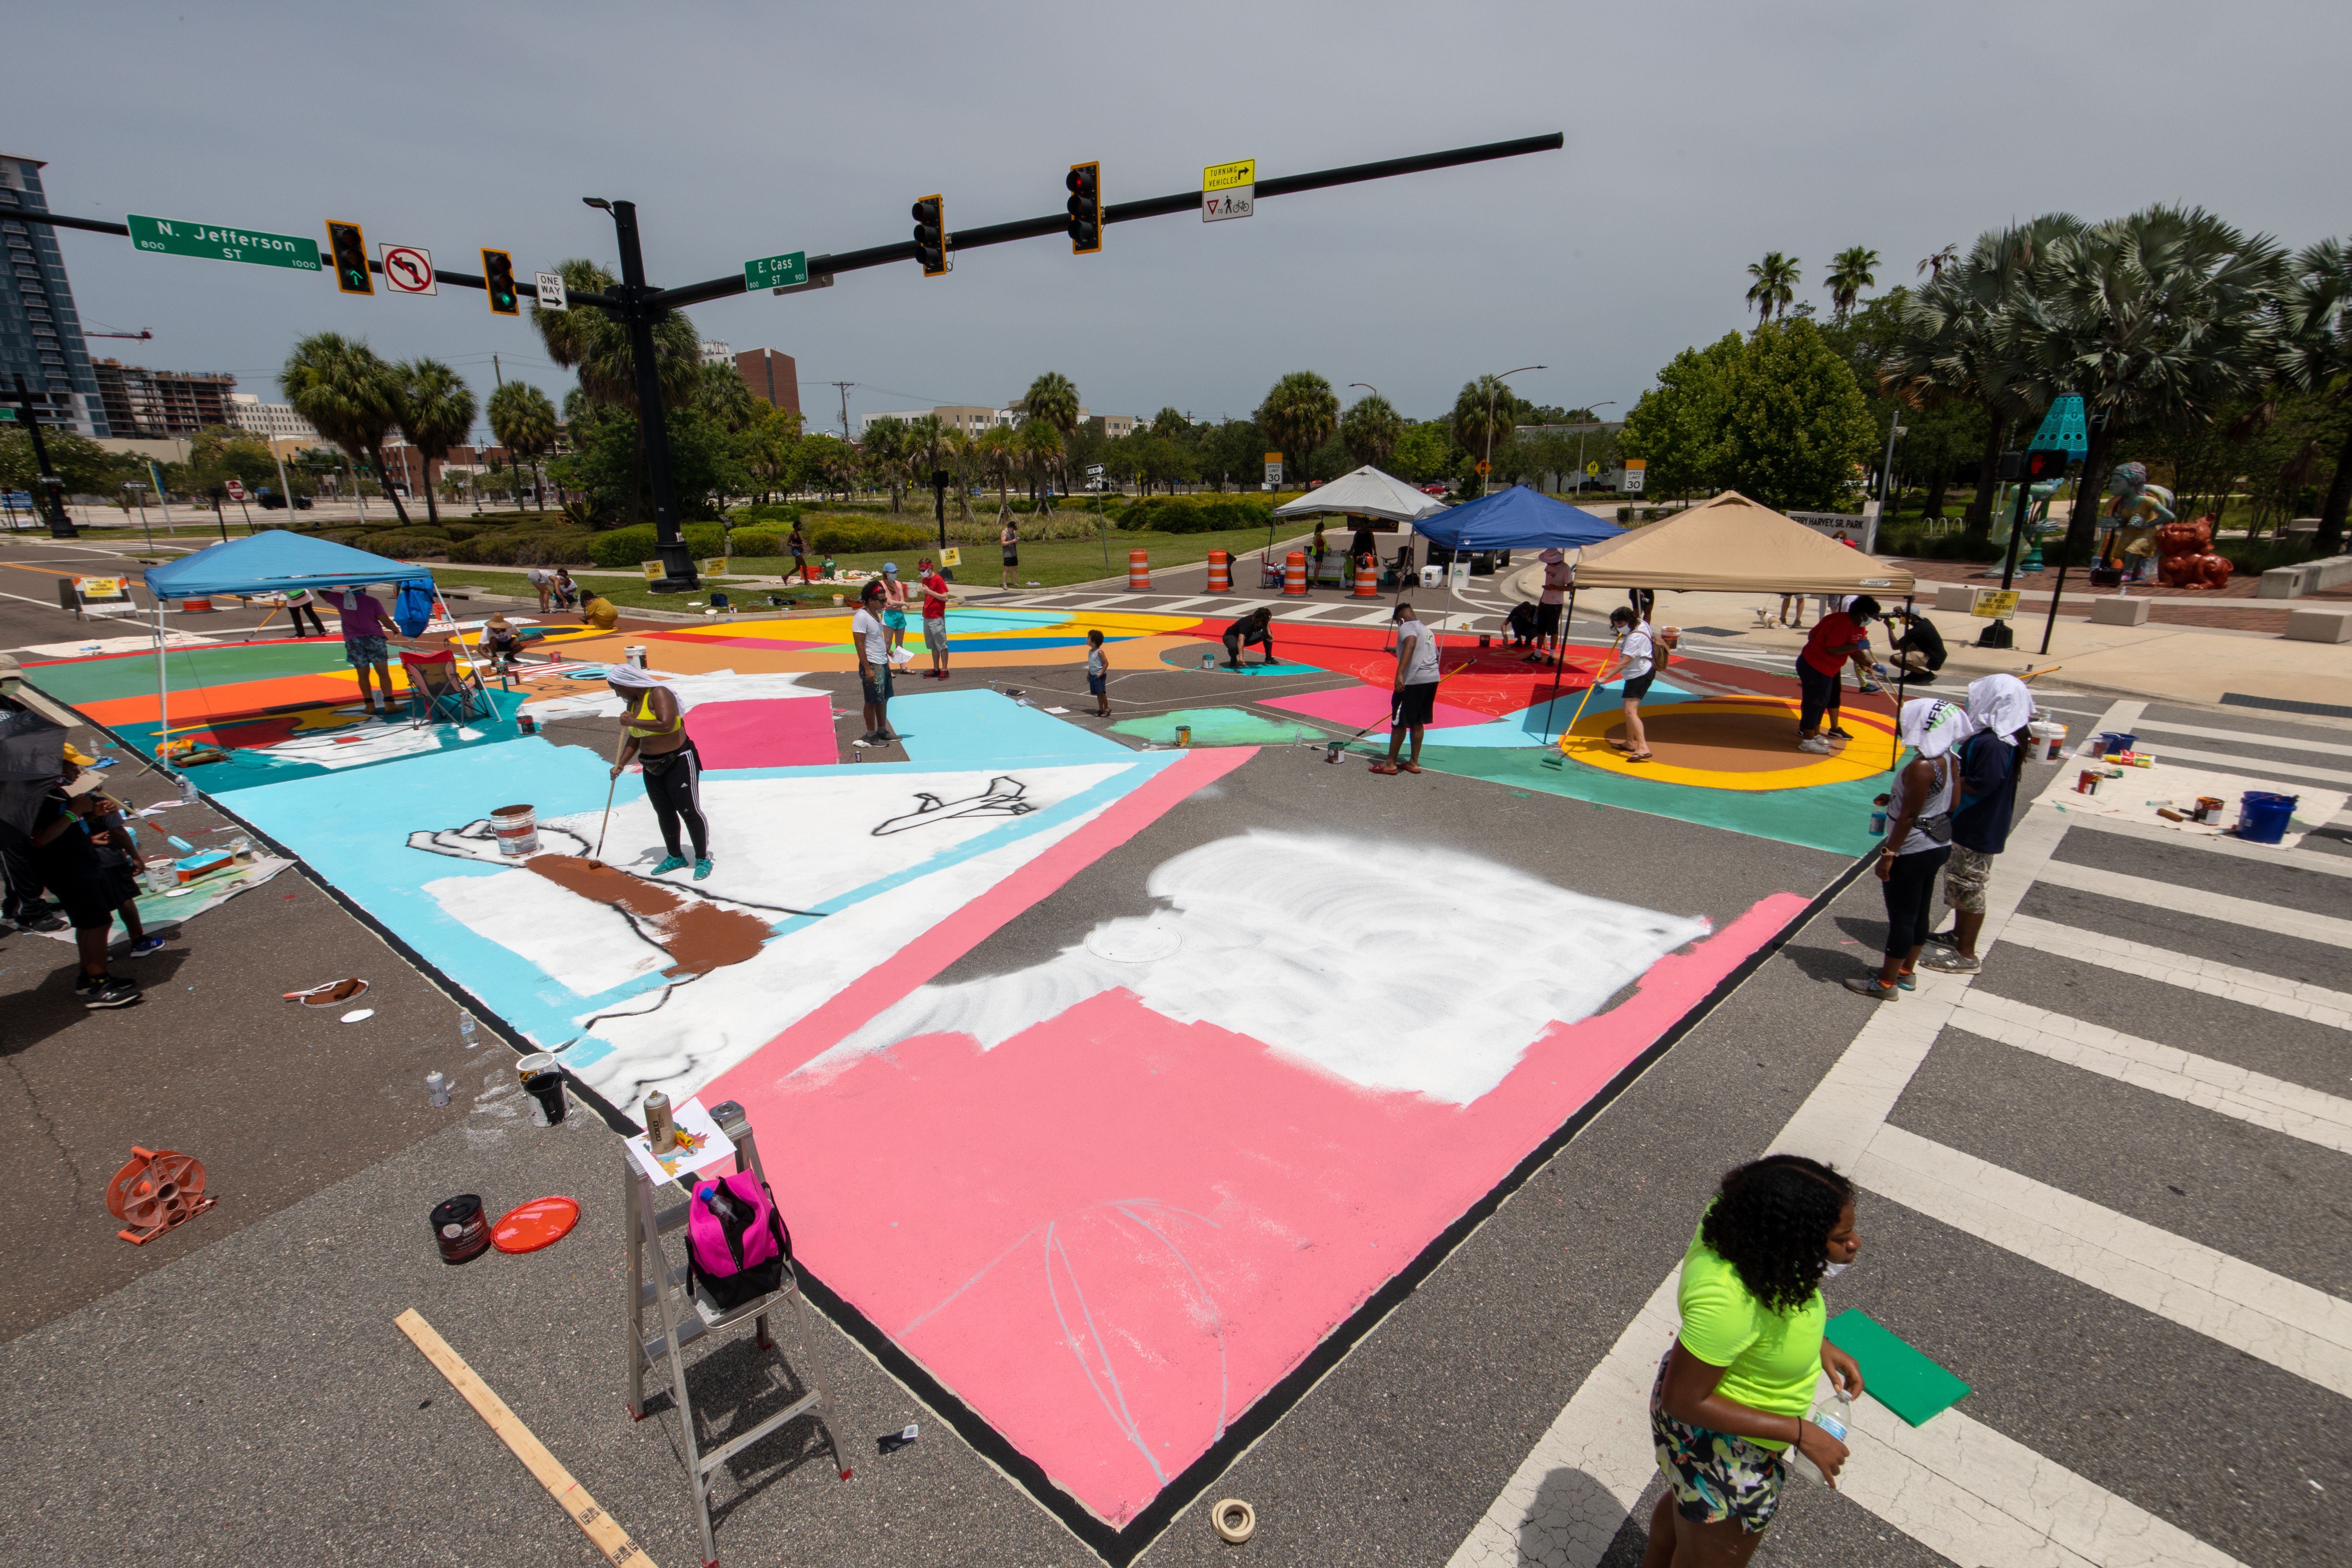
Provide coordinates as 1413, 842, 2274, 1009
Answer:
426, 1071, 451, 1108
1786, 1393, 1851, 1485
177, 772, 198, 805
459, 1015, 477, 1051
1868, 809, 1887, 836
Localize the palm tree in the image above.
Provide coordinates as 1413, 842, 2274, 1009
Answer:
1339, 392, 1405, 469
1449, 376, 1521, 491
281, 332, 411, 524
2009, 205, 2286, 560
1148, 406, 1190, 441
1746, 252, 1800, 322
2277, 237, 2352, 556
1022, 372, 1082, 444
1917, 245, 1959, 283
485, 380, 558, 512
530, 260, 700, 415
940, 426, 975, 521
389, 360, 477, 529
1015, 416, 1065, 510
908, 414, 949, 529
695, 360, 759, 433
976, 423, 1018, 518
1825, 247, 1881, 323
1884, 215, 2084, 537
861, 416, 911, 512
1255, 371, 1339, 489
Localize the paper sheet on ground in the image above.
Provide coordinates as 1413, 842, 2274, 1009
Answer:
17, 631, 215, 657
35, 855, 292, 943
2036, 753, 2344, 849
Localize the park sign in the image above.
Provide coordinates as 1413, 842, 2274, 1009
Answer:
128, 214, 322, 272
1203, 158, 1254, 222
744, 250, 808, 291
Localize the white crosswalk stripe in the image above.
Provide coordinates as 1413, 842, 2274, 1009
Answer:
2133, 718, 2352, 760
2033, 859, 2352, 947
2000, 912, 2352, 1027
1949, 989, 2352, 1153
2127, 739, 2352, 788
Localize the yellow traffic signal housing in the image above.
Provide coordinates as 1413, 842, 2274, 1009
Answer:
326, 220, 371, 295
911, 196, 946, 276
481, 249, 520, 315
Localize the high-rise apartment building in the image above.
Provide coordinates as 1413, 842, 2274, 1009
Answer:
0, 152, 110, 437
226, 393, 322, 445
92, 360, 239, 439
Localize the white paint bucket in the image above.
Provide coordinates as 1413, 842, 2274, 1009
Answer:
624, 644, 648, 669
2027, 720, 2066, 762
491, 803, 539, 857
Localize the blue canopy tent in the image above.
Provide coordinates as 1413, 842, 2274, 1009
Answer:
1412, 485, 1621, 552
139, 531, 448, 779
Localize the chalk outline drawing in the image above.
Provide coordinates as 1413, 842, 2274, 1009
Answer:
874, 775, 1038, 835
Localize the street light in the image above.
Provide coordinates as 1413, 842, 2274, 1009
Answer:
124, 481, 151, 550
1483, 365, 1544, 494
1574, 400, 1617, 491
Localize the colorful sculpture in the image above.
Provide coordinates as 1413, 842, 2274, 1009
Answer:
2155, 515, 2234, 590
2100, 462, 2174, 581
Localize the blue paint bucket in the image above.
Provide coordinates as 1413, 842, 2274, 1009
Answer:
2098, 731, 2135, 755
2238, 792, 2298, 846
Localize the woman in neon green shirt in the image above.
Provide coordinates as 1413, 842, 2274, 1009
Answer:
1643, 1154, 1865, 1564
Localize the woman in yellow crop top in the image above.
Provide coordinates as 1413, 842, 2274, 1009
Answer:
607, 664, 709, 878
1643, 1154, 1864, 1563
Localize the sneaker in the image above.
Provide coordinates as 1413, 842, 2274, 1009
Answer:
1921, 950, 1981, 974
127, 934, 167, 957
1842, 976, 1897, 1002
693, 858, 714, 880
20, 910, 67, 933
651, 854, 688, 875
1856, 680, 1884, 695
76, 973, 141, 1009
1797, 736, 1833, 754
1826, 726, 1854, 740
1896, 971, 1917, 992
1924, 927, 1961, 949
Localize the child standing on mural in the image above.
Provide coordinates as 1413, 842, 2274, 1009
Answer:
26, 765, 143, 1007
606, 666, 711, 880
1607, 605, 1656, 763
880, 562, 911, 658
1085, 629, 1111, 717
853, 581, 895, 747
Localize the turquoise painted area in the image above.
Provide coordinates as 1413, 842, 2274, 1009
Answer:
109, 688, 530, 789
1112, 707, 1326, 747
1427, 679, 1703, 748
1374, 739, 1893, 856
888, 688, 1129, 766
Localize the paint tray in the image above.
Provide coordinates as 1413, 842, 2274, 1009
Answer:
1824, 1308, 1971, 1426
173, 850, 233, 883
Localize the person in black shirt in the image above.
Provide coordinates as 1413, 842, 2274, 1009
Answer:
27, 769, 141, 1007
1223, 606, 1276, 668
1922, 674, 2033, 974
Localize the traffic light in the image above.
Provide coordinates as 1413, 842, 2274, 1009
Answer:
911, 195, 946, 276
2022, 447, 2068, 485
326, 220, 372, 295
1066, 162, 1101, 254
481, 248, 519, 315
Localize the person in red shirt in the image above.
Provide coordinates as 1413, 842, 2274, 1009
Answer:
917, 556, 952, 680
1795, 595, 1879, 753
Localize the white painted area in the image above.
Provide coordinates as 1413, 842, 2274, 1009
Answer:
2133, 718, 2352, 760
17, 631, 214, 655
2033, 860, 2352, 948
426, 869, 669, 996
829, 831, 1711, 1105
2002, 913, 2352, 1027
517, 667, 814, 722
1950, 990, 2352, 1154
250, 723, 456, 770
1858, 1124, 2352, 1398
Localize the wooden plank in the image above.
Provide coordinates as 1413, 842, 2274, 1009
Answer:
394, 1307, 659, 1567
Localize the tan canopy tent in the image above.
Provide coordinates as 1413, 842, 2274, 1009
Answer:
1571, 491, 1916, 597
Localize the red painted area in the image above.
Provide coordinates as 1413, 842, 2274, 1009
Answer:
1260, 682, 1490, 732
685, 695, 838, 769
713, 876, 1806, 1527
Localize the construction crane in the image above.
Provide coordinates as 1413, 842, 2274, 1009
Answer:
86, 328, 152, 340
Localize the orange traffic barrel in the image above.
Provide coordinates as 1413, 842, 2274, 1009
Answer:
1353, 558, 1378, 597
1128, 548, 1150, 591
1283, 551, 1307, 596
1206, 550, 1230, 593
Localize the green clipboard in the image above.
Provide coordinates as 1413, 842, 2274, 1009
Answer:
1824, 1308, 1972, 1427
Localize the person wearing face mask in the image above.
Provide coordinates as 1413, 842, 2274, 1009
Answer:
1643, 1155, 1865, 1567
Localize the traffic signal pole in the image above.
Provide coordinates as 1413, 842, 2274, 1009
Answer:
6, 373, 80, 538
604, 200, 696, 592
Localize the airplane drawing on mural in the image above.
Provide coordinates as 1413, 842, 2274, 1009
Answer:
873, 775, 1037, 836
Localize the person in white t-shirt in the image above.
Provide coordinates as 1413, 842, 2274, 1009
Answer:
1372, 603, 1446, 775
850, 580, 895, 747
525, 566, 554, 613
1608, 605, 1656, 762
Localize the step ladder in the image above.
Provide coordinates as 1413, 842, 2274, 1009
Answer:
624, 1098, 850, 1566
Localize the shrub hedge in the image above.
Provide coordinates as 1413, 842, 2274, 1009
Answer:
1115, 496, 1273, 534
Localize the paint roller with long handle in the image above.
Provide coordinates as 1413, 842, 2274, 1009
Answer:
1552, 632, 1625, 749
588, 731, 623, 868
1325, 660, 1474, 761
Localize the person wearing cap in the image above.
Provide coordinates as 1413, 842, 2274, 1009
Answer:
851, 580, 896, 747
607, 665, 710, 879
880, 562, 910, 658
1531, 548, 1573, 665
1922, 675, 2034, 975
1845, 697, 1970, 1000
918, 556, 952, 680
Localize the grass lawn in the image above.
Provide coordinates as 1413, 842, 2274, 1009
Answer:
728, 524, 1318, 590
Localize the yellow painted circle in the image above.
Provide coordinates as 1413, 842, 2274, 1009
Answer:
1561, 695, 1899, 791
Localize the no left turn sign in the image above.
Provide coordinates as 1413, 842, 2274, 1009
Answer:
379, 244, 437, 295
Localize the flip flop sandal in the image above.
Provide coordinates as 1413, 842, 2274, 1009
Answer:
286, 978, 369, 1007
1368, 761, 1401, 776
1400, 761, 1423, 774
1625, 752, 1655, 763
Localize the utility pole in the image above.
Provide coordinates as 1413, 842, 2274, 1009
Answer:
7, 374, 79, 538
830, 382, 855, 442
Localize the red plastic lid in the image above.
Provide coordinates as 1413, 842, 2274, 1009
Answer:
490, 1196, 581, 1254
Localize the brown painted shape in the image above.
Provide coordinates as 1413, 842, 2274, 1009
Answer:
522, 855, 769, 977
1598, 708, 1838, 774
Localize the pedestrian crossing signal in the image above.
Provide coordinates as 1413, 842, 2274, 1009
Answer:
911, 196, 946, 277
1066, 162, 1101, 254
326, 220, 371, 295
2022, 447, 2070, 484
481, 248, 519, 315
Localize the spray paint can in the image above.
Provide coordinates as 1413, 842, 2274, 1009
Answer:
643, 1091, 677, 1155
177, 772, 198, 805
426, 1071, 450, 1107
430, 1194, 490, 1264
1175, 725, 1192, 748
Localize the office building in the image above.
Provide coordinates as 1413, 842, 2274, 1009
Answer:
226, 393, 322, 446
855, 403, 1133, 439
0, 152, 110, 436
730, 347, 799, 413
699, 340, 733, 366
91, 359, 239, 439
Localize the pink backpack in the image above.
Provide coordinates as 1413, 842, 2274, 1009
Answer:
686, 1170, 790, 1310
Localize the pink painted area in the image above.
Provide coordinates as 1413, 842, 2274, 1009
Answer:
711, 889, 1807, 1527
684, 695, 836, 768
711, 746, 1257, 1088
1261, 682, 1490, 732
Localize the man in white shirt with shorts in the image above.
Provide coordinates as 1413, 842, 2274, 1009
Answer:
851, 581, 895, 748
1372, 603, 1444, 775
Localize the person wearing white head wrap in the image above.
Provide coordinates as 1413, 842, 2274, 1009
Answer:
1846, 698, 1963, 1000
606, 665, 710, 878
1922, 675, 2037, 974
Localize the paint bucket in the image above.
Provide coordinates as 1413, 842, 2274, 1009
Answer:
2027, 720, 2066, 762
2099, 731, 2135, 755
2076, 770, 2100, 796
2193, 795, 2225, 823
2086, 736, 2108, 759
516, 713, 538, 735
518, 1056, 568, 1126
2238, 791, 2297, 845
1325, 740, 1344, 763
430, 1194, 491, 1264
1175, 725, 1192, 748
491, 803, 539, 857
625, 645, 648, 670
1199, 651, 1214, 670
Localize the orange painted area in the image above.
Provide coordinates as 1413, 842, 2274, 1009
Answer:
80, 671, 366, 728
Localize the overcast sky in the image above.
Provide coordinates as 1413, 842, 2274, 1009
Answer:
16, 1, 2350, 441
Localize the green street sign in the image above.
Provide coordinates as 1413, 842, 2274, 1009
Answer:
128, 214, 322, 272
743, 250, 808, 290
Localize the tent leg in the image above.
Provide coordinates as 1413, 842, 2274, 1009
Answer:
1890, 596, 1912, 772
1542, 585, 1575, 741
136, 598, 172, 782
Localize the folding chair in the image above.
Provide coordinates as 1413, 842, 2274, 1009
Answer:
400, 650, 486, 726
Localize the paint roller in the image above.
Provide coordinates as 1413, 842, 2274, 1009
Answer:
1323, 661, 1475, 763
1551, 631, 1626, 752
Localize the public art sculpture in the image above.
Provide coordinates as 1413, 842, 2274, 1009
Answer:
2098, 462, 2175, 582
2155, 515, 2234, 589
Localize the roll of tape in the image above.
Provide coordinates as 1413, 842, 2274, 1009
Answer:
1212, 1498, 1255, 1544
